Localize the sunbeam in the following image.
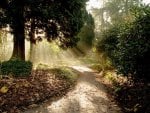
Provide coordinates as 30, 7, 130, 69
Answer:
86, 0, 103, 12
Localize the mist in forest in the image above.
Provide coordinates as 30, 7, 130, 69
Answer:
0, 0, 149, 68
0, 35, 84, 68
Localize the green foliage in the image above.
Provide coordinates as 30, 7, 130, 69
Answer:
0, 60, 32, 77
96, 25, 120, 57
91, 0, 142, 34
0, 0, 88, 48
78, 14, 95, 47
36, 63, 50, 70
78, 25, 94, 47
75, 13, 95, 55
90, 64, 103, 72
97, 5, 150, 80
0, 0, 88, 60
104, 0, 142, 23
50, 68, 78, 83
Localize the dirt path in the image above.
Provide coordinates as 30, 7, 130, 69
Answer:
23, 66, 122, 113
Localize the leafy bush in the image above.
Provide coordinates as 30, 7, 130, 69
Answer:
97, 6, 150, 80
0, 60, 32, 77
96, 25, 120, 59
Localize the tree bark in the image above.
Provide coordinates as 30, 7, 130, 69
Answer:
29, 19, 36, 62
12, 28, 25, 60
11, 1, 25, 60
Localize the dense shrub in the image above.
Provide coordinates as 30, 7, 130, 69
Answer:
97, 6, 150, 80
0, 60, 32, 77
96, 25, 120, 58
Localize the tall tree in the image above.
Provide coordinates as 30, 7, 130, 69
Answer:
0, 0, 88, 60
103, 0, 142, 24
91, 0, 142, 30
77, 13, 95, 51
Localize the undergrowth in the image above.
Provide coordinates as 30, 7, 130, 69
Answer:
91, 63, 150, 113
0, 60, 32, 77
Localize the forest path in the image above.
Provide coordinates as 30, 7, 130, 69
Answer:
23, 66, 122, 113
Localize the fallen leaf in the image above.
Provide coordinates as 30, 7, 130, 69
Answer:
0, 86, 9, 93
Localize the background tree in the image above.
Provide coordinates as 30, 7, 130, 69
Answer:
76, 13, 95, 54
91, 0, 142, 41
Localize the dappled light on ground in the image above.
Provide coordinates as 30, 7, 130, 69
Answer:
71, 66, 94, 73
23, 66, 122, 113
0, 69, 76, 113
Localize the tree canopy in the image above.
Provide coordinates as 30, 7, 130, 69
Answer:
77, 13, 95, 53
91, 0, 142, 33
0, 0, 88, 60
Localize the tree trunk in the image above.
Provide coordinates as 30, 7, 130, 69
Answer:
125, 0, 129, 15
11, 1, 25, 60
29, 19, 36, 62
12, 29, 25, 60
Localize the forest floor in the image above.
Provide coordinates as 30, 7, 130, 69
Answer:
89, 66, 150, 113
0, 69, 77, 113
22, 66, 122, 113
1, 65, 149, 113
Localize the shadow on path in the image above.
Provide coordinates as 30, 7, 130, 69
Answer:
23, 66, 122, 113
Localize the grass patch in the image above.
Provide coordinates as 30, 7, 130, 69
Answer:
36, 63, 52, 69
80, 57, 99, 64
90, 64, 103, 72
50, 67, 79, 84
90, 63, 114, 73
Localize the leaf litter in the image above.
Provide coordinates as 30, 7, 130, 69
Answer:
0, 69, 74, 113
